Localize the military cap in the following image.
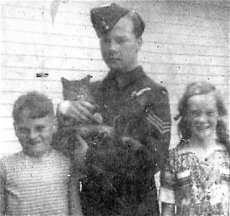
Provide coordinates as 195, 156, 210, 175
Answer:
90, 3, 130, 37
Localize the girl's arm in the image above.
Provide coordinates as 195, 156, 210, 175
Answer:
161, 202, 175, 216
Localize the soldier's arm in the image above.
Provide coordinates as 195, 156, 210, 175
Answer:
142, 87, 171, 172
134, 87, 171, 214
121, 87, 171, 172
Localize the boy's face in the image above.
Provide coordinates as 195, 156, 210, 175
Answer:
15, 113, 57, 157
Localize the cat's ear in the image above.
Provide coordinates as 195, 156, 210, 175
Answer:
61, 77, 70, 88
81, 74, 92, 85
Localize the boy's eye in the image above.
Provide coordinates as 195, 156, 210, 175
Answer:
18, 127, 30, 135
190, 110, 201, 117
102, 38, 110, 43
207, 111, 215, 117
35, 125, 45, 132
115, 37, 126, 44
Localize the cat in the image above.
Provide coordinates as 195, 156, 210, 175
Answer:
60, 76, 114, 137
57, 76, 114, 158
62, 75, 102, 123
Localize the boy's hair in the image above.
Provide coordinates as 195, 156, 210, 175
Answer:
13, 91, 54, 124
176, 81, 229, 152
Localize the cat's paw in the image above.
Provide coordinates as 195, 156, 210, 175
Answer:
93, 112, 103, 124
121, 136, 142, 150
98, 125, 114, 137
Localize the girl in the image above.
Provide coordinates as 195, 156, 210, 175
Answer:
160, 81, 230, 216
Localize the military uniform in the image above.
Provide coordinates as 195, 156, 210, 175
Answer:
57, 3, 171, 216
79, 65, 171, 216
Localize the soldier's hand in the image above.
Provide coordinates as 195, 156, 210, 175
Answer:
58, 100, 96, 123
121, 136, 142, 150
77, 125, 114, 138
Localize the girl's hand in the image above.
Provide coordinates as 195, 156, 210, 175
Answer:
161, 202, 175, 216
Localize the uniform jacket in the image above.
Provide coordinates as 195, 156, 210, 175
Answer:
56, 66, 171, 216
81, 66, 171, 216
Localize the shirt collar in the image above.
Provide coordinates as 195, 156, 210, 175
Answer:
102, 66, 145, 90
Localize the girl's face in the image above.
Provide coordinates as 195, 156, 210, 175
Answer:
187, 93, 218, 141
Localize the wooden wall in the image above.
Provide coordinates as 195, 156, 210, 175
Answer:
1, 0, 229, 157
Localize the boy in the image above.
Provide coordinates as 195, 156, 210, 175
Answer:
0, 92, 83, 216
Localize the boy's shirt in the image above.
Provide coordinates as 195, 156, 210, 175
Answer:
0, 149, 72, 216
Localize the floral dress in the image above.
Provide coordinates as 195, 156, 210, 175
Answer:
160, 141, 230, 216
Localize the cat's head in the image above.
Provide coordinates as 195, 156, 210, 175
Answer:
61, 75, 94, 103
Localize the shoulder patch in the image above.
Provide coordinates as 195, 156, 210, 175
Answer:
146, 110, 171, 134
131, 87, 151, 98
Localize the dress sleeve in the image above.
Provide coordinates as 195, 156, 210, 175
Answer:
0, 160, 6, 216
130, 87, 171, 214
160, 150, 176, 204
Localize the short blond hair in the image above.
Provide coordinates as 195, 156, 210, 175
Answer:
13, 91, 54, 124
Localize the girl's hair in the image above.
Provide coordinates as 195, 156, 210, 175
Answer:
13, 91, 54, 124
176, 81, 229, 153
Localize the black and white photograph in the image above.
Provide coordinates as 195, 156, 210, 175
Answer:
0, 0, 229, 215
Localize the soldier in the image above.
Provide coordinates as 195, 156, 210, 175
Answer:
57, 3, 171, 216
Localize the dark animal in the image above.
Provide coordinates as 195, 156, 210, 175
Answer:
56, 76, 113, 157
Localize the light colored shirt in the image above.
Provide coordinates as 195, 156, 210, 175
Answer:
0, 149, 81, 216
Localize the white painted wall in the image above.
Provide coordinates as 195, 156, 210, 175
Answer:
1, 0, 229, 158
